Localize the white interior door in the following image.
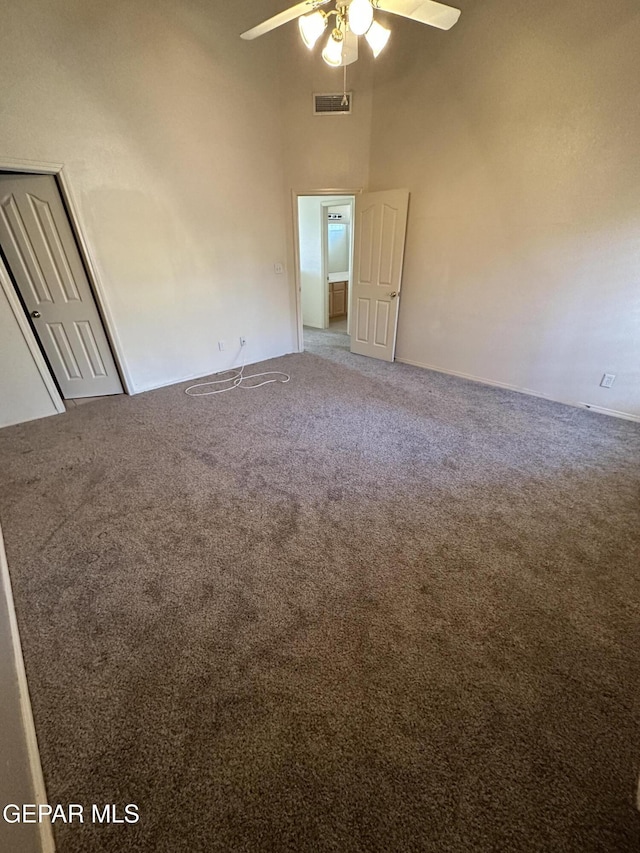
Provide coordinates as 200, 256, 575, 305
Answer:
350, 189, 409, 362
0, 174, 123, 399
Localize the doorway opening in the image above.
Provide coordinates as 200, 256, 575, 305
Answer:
293, 188, 410, 364
0, 169, 125, 407
295, 193, 356, 352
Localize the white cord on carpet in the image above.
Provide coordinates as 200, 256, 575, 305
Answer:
184, 348, 290, 397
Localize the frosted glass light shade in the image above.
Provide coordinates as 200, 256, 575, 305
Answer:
365, 20, 390, 57
299, 11, 327, 49
348, 0, 373, 36
322, 31, 344, 66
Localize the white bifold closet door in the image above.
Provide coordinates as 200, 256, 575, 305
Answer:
0, 173, 122, 399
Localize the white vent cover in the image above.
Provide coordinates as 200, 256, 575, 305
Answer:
313, 92, 352, 115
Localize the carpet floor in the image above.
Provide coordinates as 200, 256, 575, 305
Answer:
1, 333, 639, 852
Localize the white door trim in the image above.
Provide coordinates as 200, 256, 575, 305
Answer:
320, 201, 330, 329
0, 157, 133, 395
291, 188, 362, 352
0, 256, 65, 414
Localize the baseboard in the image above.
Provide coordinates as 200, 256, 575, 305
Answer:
395, 357, 640, 423
578, 403, 640, 423
131, 349, 298, 395
395, 357, 555, 400
0, 527, 56, 853
132, 362, 248, 395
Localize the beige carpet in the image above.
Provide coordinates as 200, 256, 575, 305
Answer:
0, 336, 639, 852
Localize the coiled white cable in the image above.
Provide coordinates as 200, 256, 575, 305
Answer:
184, 347, 290, 397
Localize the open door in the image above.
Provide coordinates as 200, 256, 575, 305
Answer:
0, 174, 123, 399
350, 189, 409, 362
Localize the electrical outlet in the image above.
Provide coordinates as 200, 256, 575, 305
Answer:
600, 373, 616, 388
274, 263, 284, 275
218, 341, 225, 351
240, 336, 247, 347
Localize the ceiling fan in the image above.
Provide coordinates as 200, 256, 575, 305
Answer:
240, 0, 461, 68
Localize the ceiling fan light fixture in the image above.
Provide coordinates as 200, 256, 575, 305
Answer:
241, 0, 461, 68
365, 19, 390, 58
347, 0, 374, 36
322, 28, 344, 66
298, 10, 327, 49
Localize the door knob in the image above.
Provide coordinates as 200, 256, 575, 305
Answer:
31, 310, 41, 318
389, 291, 397, 299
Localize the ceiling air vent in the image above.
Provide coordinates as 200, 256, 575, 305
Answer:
313, 92, 352, 115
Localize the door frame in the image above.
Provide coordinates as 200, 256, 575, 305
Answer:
0, 157, 133, 396
291, 188, 361, 352
321, 198, 355, 330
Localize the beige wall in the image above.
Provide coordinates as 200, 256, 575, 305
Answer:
2, 0, 639, 424
278, 29, 373, 338
280, 29, 374, 193
0, 0, 295, 400
369, 0, 640, 418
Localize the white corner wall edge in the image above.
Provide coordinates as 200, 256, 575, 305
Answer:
395, 357, 640, 423
0, 526, 56, 853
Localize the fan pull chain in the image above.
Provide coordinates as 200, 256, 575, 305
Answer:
342, 63, 348, 107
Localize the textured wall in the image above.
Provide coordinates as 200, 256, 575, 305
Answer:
279, 28, 374, 193
369, 0, 640, 417
2, 0, 639, 422
278, 27, 374, 319
0, 0, 295, 397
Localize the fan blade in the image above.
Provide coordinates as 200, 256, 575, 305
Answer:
377, 0, 461, 30
240, 0, 330, 40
